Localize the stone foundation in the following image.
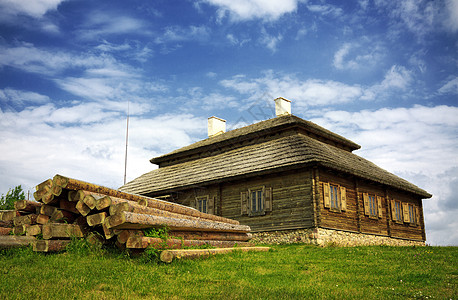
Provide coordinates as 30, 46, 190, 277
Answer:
251, 228, 425, 247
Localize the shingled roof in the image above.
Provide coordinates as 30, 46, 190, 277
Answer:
150, 114, 361, 166
121, 120, 431, 198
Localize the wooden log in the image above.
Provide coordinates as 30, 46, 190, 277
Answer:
33, 240, 71, 252
86, 212, 107, 227
26, 224, 42, 236
40, 205, 58, 217
105, 211, 251, 233
0, 235, 36, 248
34, 179, 53, 202
14, 200, 42, 213
36, 214, 50, 225
41, 190, 59, 205
86, 232, 105, 248
76, 200, 91, 216
0, 210, 18, 222
117, 230, 144, 244
102, 222, 116, 240
59, 199, 80, 214
0, 220, 13, 227
160, 247, 270, 263
13, 225, 30, 235
169, 231, 252, 242
42, 223, 84, 240
126, 236, 253, 249
0, 227, 12, 235
50, 209, 77, 223
13, 214, 38, 226
53, 174, 239, 225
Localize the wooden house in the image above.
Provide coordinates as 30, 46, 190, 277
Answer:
121, 98, 431, 246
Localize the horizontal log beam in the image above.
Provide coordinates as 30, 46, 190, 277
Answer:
169, 231, 252, 242
33, 240, 71, 252
105, 211, 250, 233
42, 223, 84, 240
86, 212, 107, 227
0, 227, 12, 235
14, 200, 41, 213
0, 235, 36, 248
126, 236, 253, 249
160, 247, 270, 263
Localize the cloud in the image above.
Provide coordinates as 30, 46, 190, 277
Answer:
0, 104, 206, 196
438, 77, 458, 94
259, 28, 283, 52
0, 0, 66, 19
306, 3, 343, 17
0, 88, 50, 107
333, 41, 384, 70
220, 66, 413, 108
155, 25, 211, 44
202, 0, 298, 21
308, 105, 458, 245
443, 0, 458, 32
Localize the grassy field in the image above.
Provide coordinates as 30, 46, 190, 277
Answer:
0, 243, 456, 299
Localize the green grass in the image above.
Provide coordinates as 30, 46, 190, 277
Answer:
0, 243, 456, 299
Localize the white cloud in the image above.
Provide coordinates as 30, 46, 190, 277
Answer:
0, 0, 66, 19
0, 88, 50, 106
220, 66, 413, 108
333, 41, 384, 70
259, 28, 283, 52
155, 25, 211, 44
444, 0, 458, 32
0, 105, 206, 197
309, 105, 458, 245
306, 3, 343, 17
438, 77, 458, 94
202, 0, 298, 21
77, 12, 150, 40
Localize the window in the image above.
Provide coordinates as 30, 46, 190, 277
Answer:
330, 184, 339, 210
251, 189, 263, 213
363, 193, 383, 218
323, 182, 347, 212
196, 197, 207, 213
394, 201, 402, 221
408, 205, 416, 223
240, 186, 273, 216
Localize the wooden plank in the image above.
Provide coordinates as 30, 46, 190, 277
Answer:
0, 235, 36, 248
126, 236, 253, 249
33, 240, 71, 252
76, 200, 91, 216
0, 210, 18, 222
26, 224, 42, 236
117, 230, 144, 244
40, 205, 57, 217
13, 225, 30, 235
13, 214, 38, 226
160, 246, 270, 263
169, 231, 252, 242
86, 212, 107, 227
14, 200, 41, 213
105, 211, 251, 233
36, 214, 50, 225
42, 223, 84, 240
0, 227, 12, 236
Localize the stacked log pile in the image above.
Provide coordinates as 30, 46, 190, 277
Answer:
1, 175, 265, 261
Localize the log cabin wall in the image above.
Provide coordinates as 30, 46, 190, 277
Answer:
356, 180, 389, 236
386, 189, 425, 241
318, 169, 359, 233
222, 169, 314, 232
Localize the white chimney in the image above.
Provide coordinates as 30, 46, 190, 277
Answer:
275, 97, 291, 116
208, 116, 226, 137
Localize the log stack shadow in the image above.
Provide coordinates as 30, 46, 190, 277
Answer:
1, 175, 268, 262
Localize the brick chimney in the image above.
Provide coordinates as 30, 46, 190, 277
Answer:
274, 97, 291, 116
208, 116, 226, 137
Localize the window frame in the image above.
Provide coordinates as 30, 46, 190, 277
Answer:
195, 196, 208, 214
240, 186, 273, 217
363, 193, 383, 219
323, 182, 347, 213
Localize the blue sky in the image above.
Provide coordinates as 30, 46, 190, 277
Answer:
0, 0, 457, 245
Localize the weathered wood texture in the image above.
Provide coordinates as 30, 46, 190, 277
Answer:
0, 227, 12, 235
42, 223, 84, 240
160, 246, 270, 263
105, 211, 250, 233
169, 170, 314, 232
53, 174, 239, 225
0, 210, 18, 222
126, 236, 252, 249
14, 200, 41, 213
0, 235, 36, 248
86, 212, 107, 226
169, 231, 252, 242
13, 214, 38, 226
33, 240, 71, 252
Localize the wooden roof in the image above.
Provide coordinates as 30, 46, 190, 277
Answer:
150, 114, 361, 166
121, 127, 431, 198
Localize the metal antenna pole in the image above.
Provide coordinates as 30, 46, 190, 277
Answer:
123, 99, 130, 185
